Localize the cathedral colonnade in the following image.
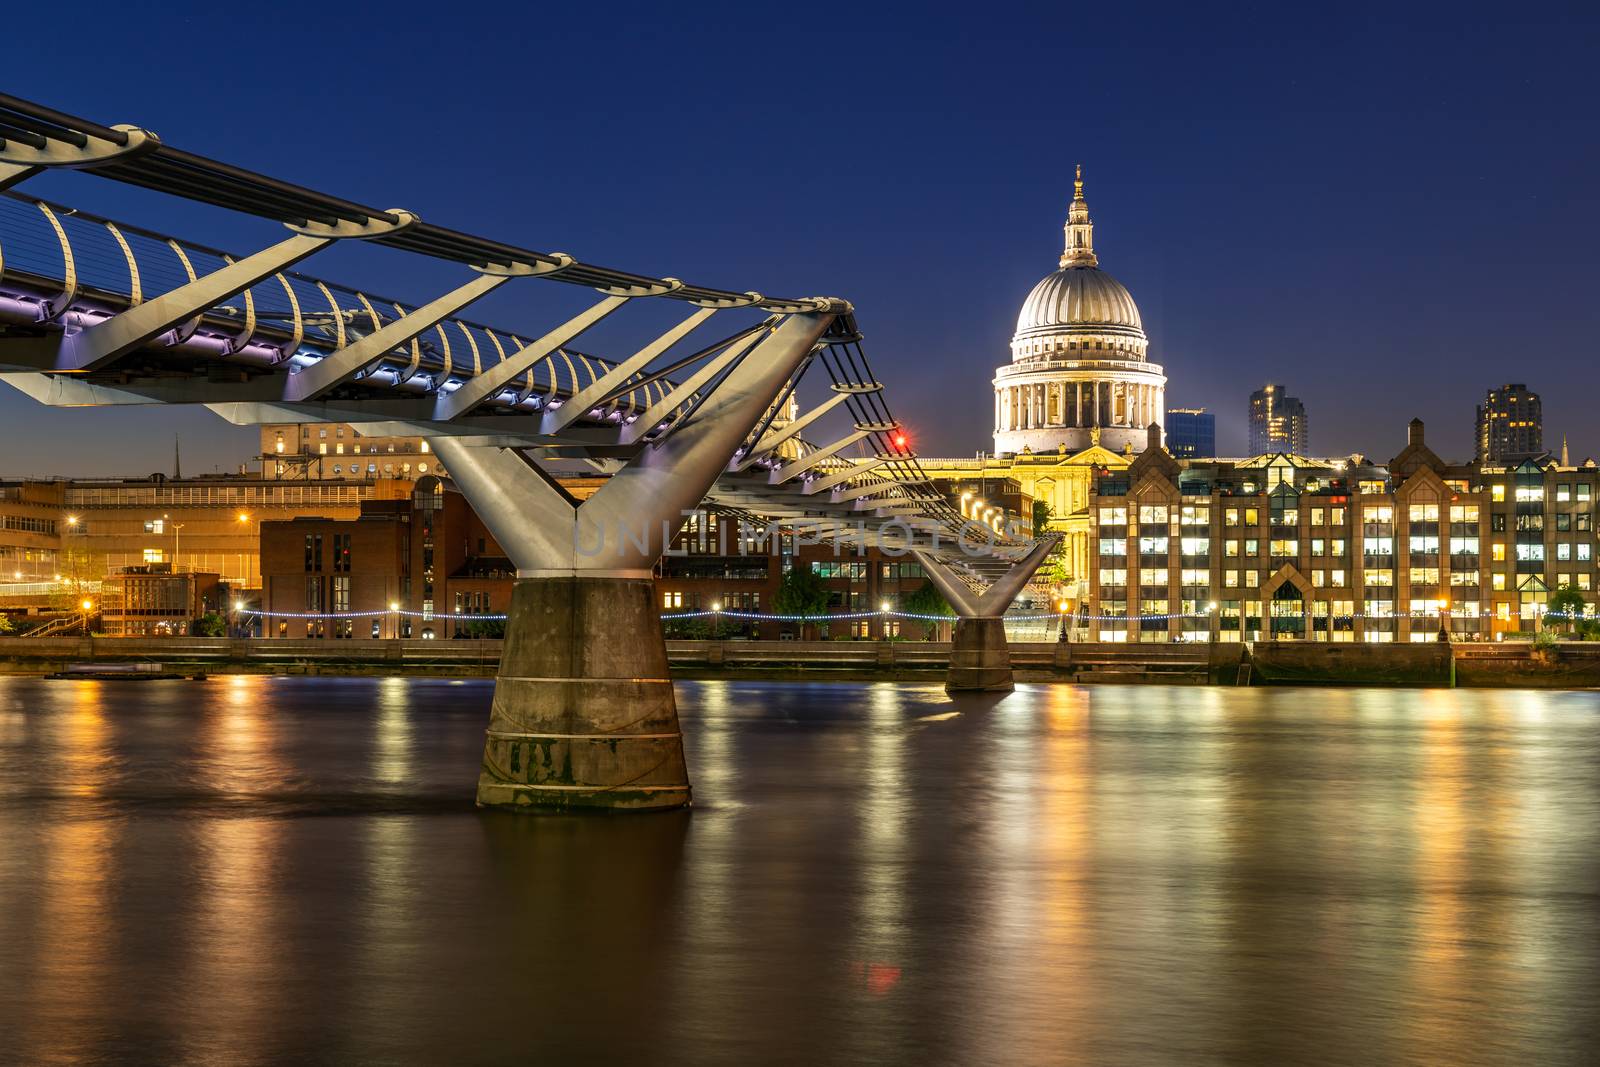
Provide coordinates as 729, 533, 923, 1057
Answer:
994, 377, 1166, 432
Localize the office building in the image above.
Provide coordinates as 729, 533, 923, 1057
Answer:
1165, 408, 1215, 458
1248, 384, 1309, 456
1475, 383, 1543, 464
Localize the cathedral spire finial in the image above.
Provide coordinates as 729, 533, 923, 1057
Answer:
1060, 164, 1097, 268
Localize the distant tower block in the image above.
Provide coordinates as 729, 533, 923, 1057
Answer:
1248, 384, 1308, 456
1475, 383, 1543, 464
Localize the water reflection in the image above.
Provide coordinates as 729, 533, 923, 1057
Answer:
0, 678, 1596, 1066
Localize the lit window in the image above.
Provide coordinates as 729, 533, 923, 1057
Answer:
1491, 484, 1506, 502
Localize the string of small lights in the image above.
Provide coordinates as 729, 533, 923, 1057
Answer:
236, 605, 1589, 624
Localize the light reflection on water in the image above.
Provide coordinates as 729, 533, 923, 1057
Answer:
0, 677, 1597, 1065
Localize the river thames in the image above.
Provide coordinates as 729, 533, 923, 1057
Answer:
1, 677, 1596, 1065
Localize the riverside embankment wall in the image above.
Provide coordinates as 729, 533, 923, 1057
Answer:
2, 637, 1598, 687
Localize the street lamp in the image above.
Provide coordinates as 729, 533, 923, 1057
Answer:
80, 597, 94, 635
162, 513, 185, 572
236, 512, 254, 587
1207, 601, 1219, 644
1057, 599, 1069, 643
388, 601, 401, 640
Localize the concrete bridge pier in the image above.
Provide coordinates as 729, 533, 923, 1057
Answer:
947, 617, 1016, 691
915, 538, 1057, 693
477, 574, 687, 811
431, 311, 836, 812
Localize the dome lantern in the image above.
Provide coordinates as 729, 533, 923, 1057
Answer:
1060, 164, 1098, 269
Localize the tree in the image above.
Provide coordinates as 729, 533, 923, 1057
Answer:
1032, 499, 1055, 536
901, 580, 954, 641
49, 545, 105, 614
192, 612, 227, 637
1547, 585, 1586, 634
0, 612, 13, 636
773, 564, 830, 638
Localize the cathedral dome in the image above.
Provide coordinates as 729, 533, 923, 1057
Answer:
1015, 267, 1143, 342
993, 166, 1167, 460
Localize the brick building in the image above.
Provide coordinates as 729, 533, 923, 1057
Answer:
1088, 421, 1598, 642
260, 476, 513, 638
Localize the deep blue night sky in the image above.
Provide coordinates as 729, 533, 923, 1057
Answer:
3, 0, 1597, 475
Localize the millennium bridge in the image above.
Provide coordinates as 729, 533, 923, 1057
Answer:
0, 93, 1053, 811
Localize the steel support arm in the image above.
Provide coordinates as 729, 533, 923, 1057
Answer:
0, 121, 157, 192
619, 328, 769, 444
538, 306, 719, 435
831, 479, 904, 503
731, 390, 851, 471
579, 312, 836, 569
770, 429, 871, 484
432, 312, 834, 576
801, 459, 886, 495
912, 537, 1057, 618
286, 270, 509, 401
435, 292, 638, 420
48, 216, 403, 372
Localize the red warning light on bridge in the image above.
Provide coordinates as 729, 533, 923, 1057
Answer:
893, 432, 908, 450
